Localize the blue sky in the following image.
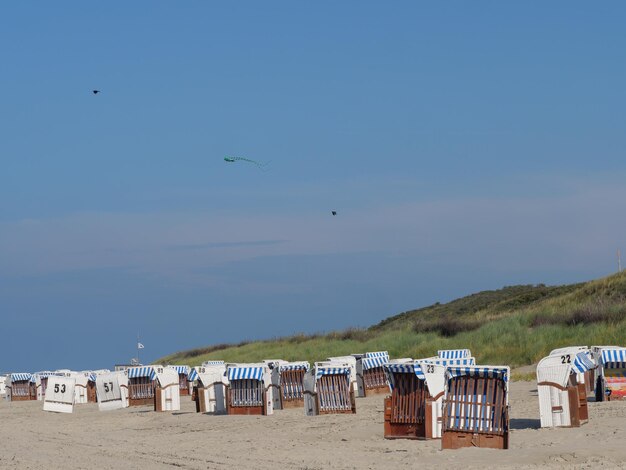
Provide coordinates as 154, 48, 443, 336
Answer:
1, 2, 626, 371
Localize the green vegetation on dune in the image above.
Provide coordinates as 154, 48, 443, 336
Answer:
158, 272, 626, 368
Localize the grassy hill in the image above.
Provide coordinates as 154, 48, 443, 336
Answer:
158, 272, 626, 371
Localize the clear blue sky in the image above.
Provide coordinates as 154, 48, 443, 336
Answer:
2, 2, 625, 371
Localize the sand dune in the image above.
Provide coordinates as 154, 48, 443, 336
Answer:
1, 381, 625, 469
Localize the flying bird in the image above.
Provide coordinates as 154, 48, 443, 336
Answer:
92, 90, 100, 94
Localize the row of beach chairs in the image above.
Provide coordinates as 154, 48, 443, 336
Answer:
4, 345, 626, 451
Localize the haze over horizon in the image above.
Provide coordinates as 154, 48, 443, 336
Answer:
2, 2, 626, 371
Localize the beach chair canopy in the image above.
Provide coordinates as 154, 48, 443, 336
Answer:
362, 353, 390, 371
383, 362, 423, 389
315, 366, 351, 380
445, 365, 509, 384
10, 373, 32, 382
127, 366, 157, 380
202, 360, 225, 366
601, 348, 626, 367
227, 366, 264, 381
365, 351, 389, 358
279, 362, 310, 372
438, 349, 471, 359
383, 361, 446, 396
572, 352, 596, 374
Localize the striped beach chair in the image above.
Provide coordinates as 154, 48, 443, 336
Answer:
278, 362, 310, 409
383, 359, 446, 439
441, 365, 510, 450
304, 362, 356, 415
126, 366, 157, 406
225, 363, 273, 415
327, 356, 361, 397
6, 373, 35, 401
594, 347, 626, 401
537, 352, 592, 428
357, 352, 390, 396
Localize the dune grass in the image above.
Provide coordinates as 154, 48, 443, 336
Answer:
158, 272, 626, 369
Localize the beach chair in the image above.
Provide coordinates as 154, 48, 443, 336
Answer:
43, 375, 76, 413
441, 365, 510, 450
536, 352, 592, 428
304, 362, 356, 416
278, 362, 310, 409
550, 346, 595, 395
86, 371, 104, 403
263, 359, 287, 410
225, 363, 273, 415
357, 352, 390, 397
383, 360, 446, 439
191, 363, 228, 413
327, 356, 362, 397
96, 371, 129, 411
593, 346, 626, 401
6, 373, 35, 401
126, 366, 157, 406
154, 367, 181, 411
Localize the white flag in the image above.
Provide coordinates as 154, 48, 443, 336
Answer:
137, 342, 145, 349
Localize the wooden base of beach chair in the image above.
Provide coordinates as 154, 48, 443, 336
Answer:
10, 395, 33, 402
281, 398, 304, 409
383, 396, 435, 439
442, 431, 508, 450
364, 385, 389, 396
129, 397, 154, 406
227, 405, 265, 415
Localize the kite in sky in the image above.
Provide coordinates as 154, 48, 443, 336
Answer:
92, 90, 100, 94
224, 156, 269, 170
332, 211, 337, 216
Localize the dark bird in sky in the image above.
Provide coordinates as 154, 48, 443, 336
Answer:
92, 90, 100, 94
331, 211, 337, 216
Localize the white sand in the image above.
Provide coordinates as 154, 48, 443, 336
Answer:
1, 382, 625, 469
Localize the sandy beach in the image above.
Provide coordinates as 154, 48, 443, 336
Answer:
1, 381, 625, 469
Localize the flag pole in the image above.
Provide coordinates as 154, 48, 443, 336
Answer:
137, 331, 140, 365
